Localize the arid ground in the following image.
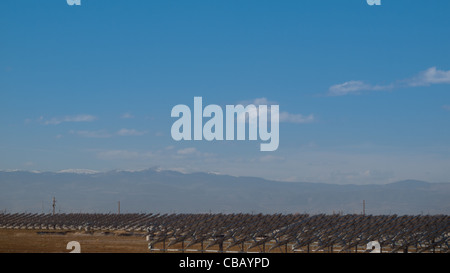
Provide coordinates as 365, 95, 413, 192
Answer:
0, 229, 149, 253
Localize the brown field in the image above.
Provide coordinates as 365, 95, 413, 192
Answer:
0, 228, 350, 253
0, 229, 149, 253
1, 228, 445, 253
0, 229, 291, 253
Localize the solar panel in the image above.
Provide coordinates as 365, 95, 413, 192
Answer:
0, 212, 448, 253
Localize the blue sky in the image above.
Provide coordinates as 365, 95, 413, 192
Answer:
1, 0, 450, 184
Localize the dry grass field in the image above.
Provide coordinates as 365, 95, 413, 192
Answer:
0, 229, 149, 253
0, 229, 292, 253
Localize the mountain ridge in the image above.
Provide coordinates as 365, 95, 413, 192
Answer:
0, 169, 449, 215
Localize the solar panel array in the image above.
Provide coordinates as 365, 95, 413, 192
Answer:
0, 213, 448, 253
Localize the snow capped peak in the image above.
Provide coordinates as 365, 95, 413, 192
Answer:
56, 169, 100, 174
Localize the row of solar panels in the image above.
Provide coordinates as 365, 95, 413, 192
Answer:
1, 213, 448, 252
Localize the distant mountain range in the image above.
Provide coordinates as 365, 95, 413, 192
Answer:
1, 168, 449, 215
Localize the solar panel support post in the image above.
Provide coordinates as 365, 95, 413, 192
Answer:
219, 241, 223, 253
218, 234, 224, 253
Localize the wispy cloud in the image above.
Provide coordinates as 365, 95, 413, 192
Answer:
96, 150, 153, 160
239, 97, 277, 106
176, 147, 214, 158
328, 81, 392, 96
279, 112, 315, 124
258, 155, 285, 163
177, 147, 198, 155
238, 98, 315, 124
443, 105, 450, 111
69, 128, 146, 138
70, 130, 112, 138
327, 67, 450, 96
407, 67, 450, 87
40, 114, 97, 125
120, 112, 134, 119
116, 128, 146, 136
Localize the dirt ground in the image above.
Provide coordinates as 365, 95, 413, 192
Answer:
0, 229, 149, 253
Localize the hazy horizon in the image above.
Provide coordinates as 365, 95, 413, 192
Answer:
2, 168, 449, 214
1, 167, 449, 186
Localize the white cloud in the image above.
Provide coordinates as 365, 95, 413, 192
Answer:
239, 97, 278, 106
69, 128, 146, 138
328, 67, 450, 96
70, 130, 112, 138
407, 67, 450, 87
279, 112, 314, 124
328, 81, 392, 96
155, 131, 165, 137
97, 150, 139, 160
116, 128, 145, 136
96, 150, 153, 160
328, 81, 371, 96
236, 105, 259, 124
121, 112, 134, 119
177, 147, 198, 155
24, 161, 34, 167
443, 105, 450, 111
258, 155, 285, 163
175, 147, 214, 158
237, 98, 314, 124
41, 114, 97, 125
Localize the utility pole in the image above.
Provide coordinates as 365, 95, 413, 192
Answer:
363, 200, 366, 216
52, 197, 56, 216
118, 201, 120, 214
